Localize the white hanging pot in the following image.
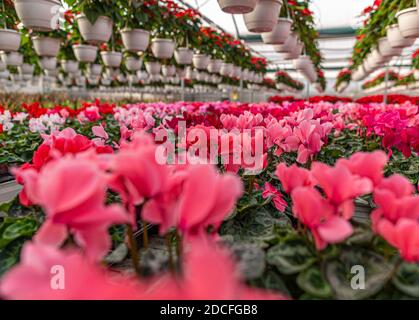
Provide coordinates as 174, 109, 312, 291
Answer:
0, 60, 6, 71
185, 66, 197, 80
72, 44, 98, 63
220, 62, 233, 76
151, 38, 175, 59
117, 74, 127, 83
105, 67, 119, 78
22, 74, 33, 81
351, 65, 367, 81
231, 66, 242, 78
88, 76, 100, 86
414, 69, 419, 80
101, 78, 111, 86
61, 60, 79, 73
273, 32, 298, 53
137, 70, 148, 80
40, 56, 57, 70
282, 41, 303, 60
145, 61, 162, 75
386, 24, 416, 48
100, 51, 122, 68
89, 64, 102, 76
0, 51, 23, 66
162, 65, 176, 77
128, 74, 139, 84
192, 53, 211, 70
0, 70, 9, 79
207, 59, 223, 73
125, 57, 142, 71
396, 7, 419, 38
177, 68, 186, 78
77, 14, 113, 45
19, 63, 35, 75
11, 73, 23, 82
120, 28, 150, 52
261, 18, 292, 44
377, 37, 403, 58
45, 69, 58, 77
174, 47, 193, 65
243, 0, 283, 33
0, 29, 21, 52
294, 55, 311, 72
14, 0, 61, 31
217, 0, 258, 14
32, 36, 61, 57
76, 76, 86, 87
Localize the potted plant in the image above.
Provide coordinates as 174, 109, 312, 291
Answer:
0, 1, 21, 52
14, 0, 61, 31
0, 51, 23, 66
162, 64, 176, 77
173, 6, 200, 65
16, 29, 39, 75
124, 52, 143, 72
67, 0, 113, 44
396, 0, 419, 38
31, 28, 65, 57
261, 4, 292, 45
217, 0, 257, 14
243, 0, 283, 33
99, 41, 122, 68
143, 52, 162, 75
39, 56, 57, 70
149, 2, 177, 59
412, 49, 419, 79
118, 1, 151, 53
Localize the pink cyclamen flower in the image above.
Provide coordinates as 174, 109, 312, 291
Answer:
292, 187, 353, 250
376, 218, 419, 263
311, 162, 373, 219
19, 156, 129, 261
262, 182, 287, 212
275, 163, 313, 194
0, 243, 144, 300
143, 164, 243, 236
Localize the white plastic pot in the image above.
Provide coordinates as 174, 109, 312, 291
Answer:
0, 61, 6, 71
192, 54, 211, 70
0, 51, 23, 66
162, 65, 176, 77
220, 62, 233, 77
174, 47, 193, 65
386, 24, 416, 48
351, 66, 367, 81
89, 64, 102, 76
294, 55, 312, 72
282, 41, 303, 60
121, 28, 150, 53
151, 38, 175, 59
100, 51, 122, 68
77, 14, 113, 45
72, 44, 98, 63
19, 63, 34, 75
185, 66, 197, 80
396, 7, 419, 39
177, 68, 186, 78
243, 0, 283, 33
377, 37, 403, 58
39, 56, 57, 70
217, 0, 258, 14
415, 69, 419, 80
273, 32, 298, 53
32, 36, 61, 57
61, 60, 79, 73
125, 57, 142, 71
207, 59, 223, 73
106, 68, 120, 78
45, 69, 58, 77
0, 29, 21, 52
14, 0, 61, 31
261, 18, 292, 44
145, 61, 162, 75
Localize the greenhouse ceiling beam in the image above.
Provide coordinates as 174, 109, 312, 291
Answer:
267, 63, 413, 72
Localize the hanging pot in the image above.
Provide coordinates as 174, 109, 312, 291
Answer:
72, 44, 98, 63
386, 24, 416, 48
39, 56, 57, 70
88, 76, 100, 86
174, 47, 193, 65
125, 57, 142, 71
177, 68, 186, 78
151, 38, 175, 59
14, 0, 61, 31
45, 69, 58, 77
128, 74, 139, 84
0, 29, 21, 52
282, 41, 303, 60
89, 64, 102, 76
106, 68, 120, 78
101, 78, 111, 86
185, 66, 197, 80
351, 65, 367, 81
18, 63, 35, 75
220, 62, 233, 77
77, 14, 113, 45
0, 70, 9, 79
261, 18, 292, 44
377, 37, 403, 58
396, 7, 419, 39
121, 28, 150, 53
100, 51, 122, 68
415, 69, 419, 80
0, 51, 23, 66
273, 32, 298, 53
61, 60, 79, 73
192, 53, 211, 70
145, 61, 162, 75
243, 0, 283, 33
217, 0, 258, 14
207, 59, 223, 73
32, 36, 61, 57
137, 70, 148, 80
294, 55, 311, 73
0, 61, 6, 71
10, 73, 23, 82
162, 65, 176, 77
22, 74, 33, 81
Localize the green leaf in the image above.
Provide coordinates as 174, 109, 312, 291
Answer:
393, 263, 419, 298
230, 242, 266, 280
0, 217, 38, 249
250, 269, 290, 297
325, 248, 394, 300
297, 266, 333, 298
266, 238, 316, 275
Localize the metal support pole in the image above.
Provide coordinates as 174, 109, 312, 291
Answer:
306, 79, 310, 100
383, 65, 389, 104
181, 78, 185, 101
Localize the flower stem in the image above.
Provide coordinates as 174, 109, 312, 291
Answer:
165, 233, 174, 272
175, 232, 182, 258
247, 175, 255, 195
143, 222, 149, 249
126, 224, 141, 276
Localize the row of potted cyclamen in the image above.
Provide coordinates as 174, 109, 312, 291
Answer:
218, 0, 318, 84
352, 3, 419, 82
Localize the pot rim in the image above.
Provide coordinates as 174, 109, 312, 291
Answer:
151, 38, 175, 43
72, 44, 98, 49
121, 28, 150, 34
76, 14, 112, 22
100, 51, 122, 56
395, 7, 418, 18
32, 36, 61, 41
0, 29, 19, 34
